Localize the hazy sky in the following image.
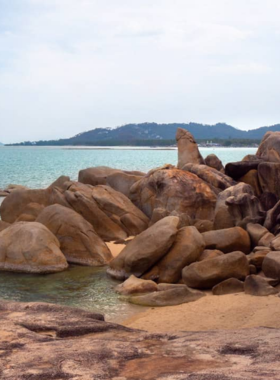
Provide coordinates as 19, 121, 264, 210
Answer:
1, 0, 280, 143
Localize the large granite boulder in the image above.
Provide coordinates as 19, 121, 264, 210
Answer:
182, 163, 235, 192
0, 220, 10, 232
264, 200, 280, 233
107, 216, 179, 280
79, 166, 144, 198
182, 251, 250, 289
248, 249, 270, 269
130, 165, 217, 224
258, 162, 280, 198
48, 175, 71, 190
262, 251, 280, 280
244, 275, 279, 296
256, 131, 280, 162
176, 128, 204, 168
129, 285, 205, 306
36, 204, 112, 266
0, 187, 69, 224
0, 222, 68, 273
142, 226, 205, 283
65, 182, 149, 241
246, 223, 270, 247
213, 183, 263, 230
212, 278, 244, 295
198, 249, 224, 261
239, 169, 262, 196
115, 275, 158, 295
16, 202, 45, 222
202, 227, 251, 254
225, 161, 261, 180
205, 153, 224, 172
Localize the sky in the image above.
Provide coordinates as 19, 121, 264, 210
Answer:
0, 0, 280, 143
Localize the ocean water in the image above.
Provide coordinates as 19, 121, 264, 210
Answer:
0, 146, 257, 321
0, 146, 257, 189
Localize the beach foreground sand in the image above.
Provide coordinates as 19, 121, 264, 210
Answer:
123, 292, 280, 333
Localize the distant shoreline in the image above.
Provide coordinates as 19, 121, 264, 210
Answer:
1, 145, 258, 150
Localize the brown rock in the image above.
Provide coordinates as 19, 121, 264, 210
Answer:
107, 216, 179, 280
182, 163, 235, 192
258, 231, 275, 247
48, 175, 71, 190
256, 131, 280, 162
65, 182, 149, 241
248, 250, 270, 269
246, 223, 270, 247
129, 286, 205, 306
270, 235, 280, 251
0, 222, 68, 273
202, 227, 251, 254
194, 219, 214, 233
205, 153, 224, 172
262, 251, 280, 280
0, 187, 69, 224
239, 169, 262, 196
0, 220, 10, 232
176, 128, 204, 168
213, 183, 263, 230
130, 165, 217, 224
198, 249, 224, 261
244, 275, 279, 296
144, 226, 205, 284
212, 278, 244, 295
115, 275, 157, 295
36, 204, 112, 266
16, 202, 45, 222
258, 162, 280, 198
264, 200, 280, 233
249, 264, 257, 274
225, 161, 261, 180
182, 251, 250, 289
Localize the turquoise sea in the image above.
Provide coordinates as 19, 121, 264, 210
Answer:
0, 146, 257, 321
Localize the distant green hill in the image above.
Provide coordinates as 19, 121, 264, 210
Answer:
7, 122, 280, 146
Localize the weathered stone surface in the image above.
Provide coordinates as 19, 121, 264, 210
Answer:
107, 216, 179, 280
4, 184, 29, 193
143, 226, 205, 284
246, 223, 270, 247
0, 300, 279, 379
65, 182, 149, 241
182, 251, 250, 289
248, 250, 270, 269
0, 187, 69, 223
36, 204, 112, 266
213, 183, 263, 230
198, 249, 224, 261
0, 220, 10, 232
259, 191, 278, 212
258, 231, 275, 247
262, 251, 280, 280
193, 219, 214, 232
244, 275, 279, 296
176, 128, 204, 168
0, 222, 68, 273
256, 131, 280, 162
157, 283, 187, 291
239, 169, 262, 196
79, 166, 144, 198
48, 175, 71, 190
264, 199, 280, 233
270, 235, 280, 251
205, 153, 224, 172
225, 161, 260, 180
202, 227, 251, 254
130, 165, 217, 224
249, 264, 257, 274
212, 278, 244, 295
129, 286, 205, 306
182, 163, 235, 192
115, 275, 158, 295
258, 162, 280, 198
16, 202, 45, 222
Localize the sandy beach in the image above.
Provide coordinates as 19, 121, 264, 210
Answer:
123, 292, 280, 333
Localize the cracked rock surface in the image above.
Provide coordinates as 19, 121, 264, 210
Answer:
0, 300, 280, 379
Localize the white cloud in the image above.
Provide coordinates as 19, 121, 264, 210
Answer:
0, 0, 280, 142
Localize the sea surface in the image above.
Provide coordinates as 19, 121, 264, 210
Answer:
0, 146, 257, 321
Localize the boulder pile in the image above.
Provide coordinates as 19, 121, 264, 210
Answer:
1, 128, 280, 305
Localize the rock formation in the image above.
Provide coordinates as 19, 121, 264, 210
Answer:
176, 128, 205, 168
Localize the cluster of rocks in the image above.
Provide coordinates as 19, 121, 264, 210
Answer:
1, 128, 280, 307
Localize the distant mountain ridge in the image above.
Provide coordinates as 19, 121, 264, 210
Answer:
8, 122, 280, 146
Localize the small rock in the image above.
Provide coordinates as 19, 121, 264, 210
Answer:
244, 275, 279, 296
115, 275, 157, 295
262, 251, 280, 281
212, 278, 244, 295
